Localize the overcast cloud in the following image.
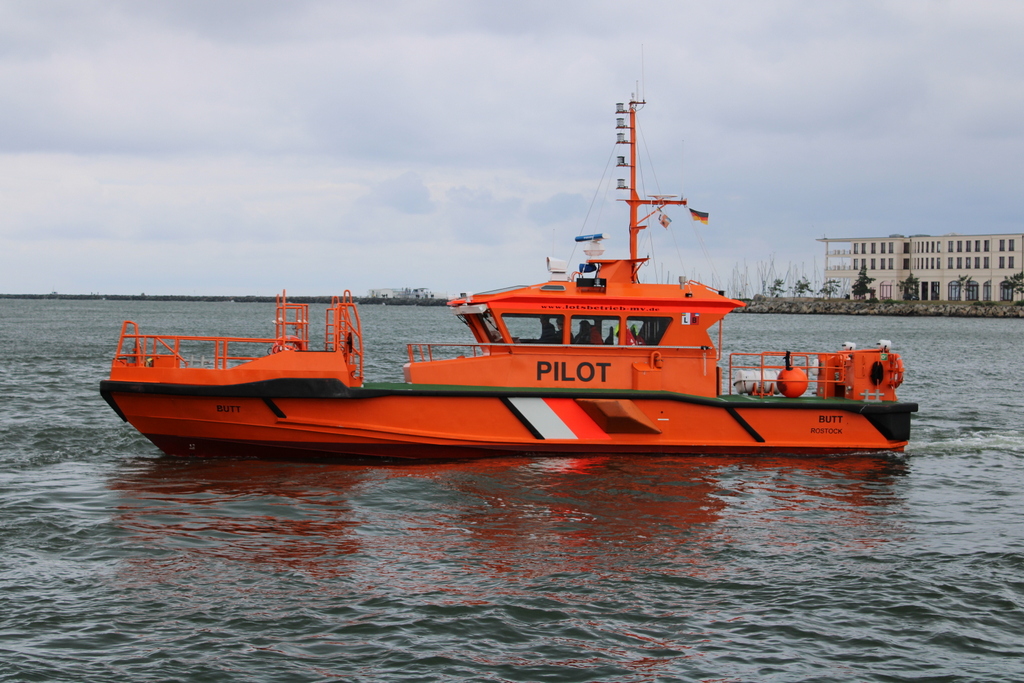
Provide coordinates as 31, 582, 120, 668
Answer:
1, 0, 1022, 295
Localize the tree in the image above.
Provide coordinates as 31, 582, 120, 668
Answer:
951, 274, 971, 301
818, 279, 841, 299
1006, 271, 1024, 299
898, 273, 920, 300
851, 266, 875, 299
792, 277, 812, 297
768, 278, 786, 297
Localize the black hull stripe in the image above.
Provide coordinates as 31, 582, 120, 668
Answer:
726, 407, 766, 443
100, 379, 917, 417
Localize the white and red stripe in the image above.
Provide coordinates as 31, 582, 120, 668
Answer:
505, 398, 609, 440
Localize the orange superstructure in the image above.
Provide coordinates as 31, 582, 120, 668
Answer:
100, 98, 916, 460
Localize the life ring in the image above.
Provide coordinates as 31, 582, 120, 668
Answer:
888, 354, 904, 389
268, 336, 303, 354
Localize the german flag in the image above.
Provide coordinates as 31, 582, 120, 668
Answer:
689, 208, 709, 224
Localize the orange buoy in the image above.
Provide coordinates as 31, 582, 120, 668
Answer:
777, 351, 809, 398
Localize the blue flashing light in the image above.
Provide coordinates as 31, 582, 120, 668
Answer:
574, 233, 606, 242
579, 263, 598, 273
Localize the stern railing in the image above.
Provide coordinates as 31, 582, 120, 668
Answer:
728, 351, 846, 397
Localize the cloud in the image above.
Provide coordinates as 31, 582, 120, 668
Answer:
358, 171, 434, 214
0, 1, 1023, 295
527, 192, 588, 226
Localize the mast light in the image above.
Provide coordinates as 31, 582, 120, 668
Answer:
617, 179, 627, 189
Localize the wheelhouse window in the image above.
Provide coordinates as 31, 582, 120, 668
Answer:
501, 314, 565, 344
625, 316, 672, 346
479, 310, 503, 342
458, 310, 504, 343
570, 316, 619, 345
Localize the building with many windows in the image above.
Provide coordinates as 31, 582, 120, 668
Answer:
819, 233, 1024, 301
367, 287, 446, 300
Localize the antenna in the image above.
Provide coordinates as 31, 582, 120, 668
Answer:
641, 44, 645, 102
680, 139, 685, 199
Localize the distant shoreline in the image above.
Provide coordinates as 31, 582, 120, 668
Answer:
5, 293, 1023, 316
739, 298, 1024, 318
0, 293, 449, 306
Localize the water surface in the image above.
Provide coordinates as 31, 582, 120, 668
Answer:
1, 300, 1022, 681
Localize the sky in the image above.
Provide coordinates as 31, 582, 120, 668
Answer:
2, 0, 1023, 296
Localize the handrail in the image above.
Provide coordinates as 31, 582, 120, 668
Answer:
407, 342, 720, 364
326, 290, 364, 384
728, 351, 844, 397
275, 290, 310, 350
113, 329, 290, 370
112, 291, 366, 380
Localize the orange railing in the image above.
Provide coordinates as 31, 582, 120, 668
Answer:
112, 291, 365, 383
112, 320, 285, 370
407, 342, 715, 364
275, 289, 309, 350
325, 290, 364, 381
407, 343, 497, 363
727, 351, 846, 397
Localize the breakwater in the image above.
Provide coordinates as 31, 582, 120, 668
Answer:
0, 293, 448, 306
740, 298, 1024, 317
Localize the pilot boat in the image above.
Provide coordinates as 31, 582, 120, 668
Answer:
100, 98, 917, 460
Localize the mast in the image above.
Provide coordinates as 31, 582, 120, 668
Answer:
616, 98, 688, 283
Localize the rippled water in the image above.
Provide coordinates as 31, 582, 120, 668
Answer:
2, 300, 1023, 681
